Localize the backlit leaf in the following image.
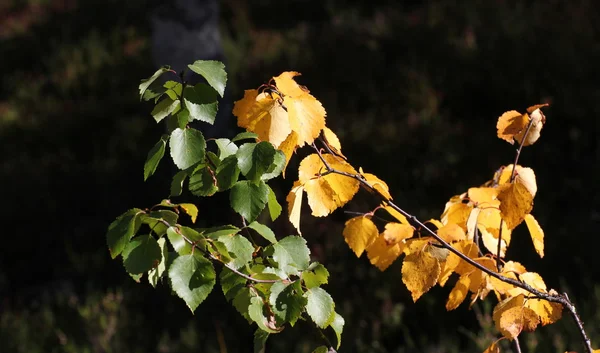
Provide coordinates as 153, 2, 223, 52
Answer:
218, 234, 254, 270
183, 83, 218, 124
230, 180, 270, 222
269, 280, 306, 326
215, 138, 238, 159
273, 71, 307, 97
331, 312, 345, 349
498, 182, 533, 229
437, 223, 466, 243
383, 205, 409, 225
151, 97, 180, 123
187, 60, 227, 97
526, 298, 563, 326
524, 214, 544, 258
144, 135, 168, 181
234, 89, 259, 128
492, 295, 539, 339
148, 237, 168, 287
498, 165, 537, 197
166, 226, 192, 255
366, 235, 404, 271
139, 66, 170, 99
382, 222, 414, 245
247, 93, 292, 147
122, 234, 161, 274
286, 181, 304, 234
107, 209, 143, 258
302, 263, 329, 289
401, 249, 440, 302
497, 110, 528, 144
322, 127, 345, 159
168, 253, 216, 313
272, 236, 310, 275
483, 340, 501, 353
248, 221, 277, 243
285, 94, 326, 146
277, 131, 299, 177
267, 186, 282, 222
515, 107, 546, 146
169, 127, 206, 170
343, 216, 378, 257
237, 142, 277, 183
446, 274, 471, 310
249, 296, 282, 333
178, 203, 198, 223
360, 168, 392, 200
170, 170, 188, 197
304, 287, 335, 328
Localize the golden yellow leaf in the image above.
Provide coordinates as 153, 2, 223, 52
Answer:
298, 154, 359, 216
382, 205, 409, 225
366, 235, 404, 271
403, 237, 432, 255
438, 240, 479, 286
323, 126, 346, 159
233, 89, 259, 128
343, 216, 379, 257
178, 203, 198, 223
498, 164, 537, 197
438, 223, 466, 243
524, 214, 544, 258
426, 219, 444, 230
526, 298, 562, 326
247, 93, 291, 147
493, 295, 526, 339
381, 222, 414, 245
515, 107, 546, 146
483, 340, 502, 353
286, 181, 304, 234
497, 182, 533, 230
360, 168, 392, 200
503, 261, 527, 275
401, 250, 440, 302
480, 226, 508, 258
469, 257, 497, 300
441, 201, 472, 231
446, 275, 471, 310
526, 103, 549, 113
285, 94, 326, 146
468, 187, 498, 205
277, 131, 299, 177
273, 71, 307, 97
507, 272, 547, 297
497, 110, 528, 144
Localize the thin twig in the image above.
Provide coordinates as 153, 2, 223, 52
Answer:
513, 336, 522, 353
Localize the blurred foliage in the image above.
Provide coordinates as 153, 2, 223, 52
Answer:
1, 0, 599, 352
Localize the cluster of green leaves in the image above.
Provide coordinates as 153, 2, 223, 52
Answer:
107, 61, 343, 351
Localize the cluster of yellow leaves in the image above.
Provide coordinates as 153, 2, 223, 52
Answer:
496, 104, 548, 146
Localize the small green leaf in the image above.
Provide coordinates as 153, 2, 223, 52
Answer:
169, 127, 206, 170
272, 236, 311, 276
142, 78, 167, 102
129, 272, 143, 282
141, 210, 178, 236
184, 83, 218, 124
168, 253, 216, 313
122, 235, 161, 274
187, 60, 227, 97
230, 180, 269, 222
220, 267, 247, 301
218, 234, 254, 270
170, 170, 188, 197
207, 151, 221, 169
179, 203, 198, 223
331, 312, 344, 349
216, 155, 240, 191
144, 134, 168, 181
301, 263, 329, 289
254, 329, 269, 353
249, 296, 281, 333
139, 66, 170, 99
312, 347, 328, 353
267, 186, 282, 221
179, 226, 206, 250
304, 287, 335, 328
215, 138, 238, 159
166, 227, 192, 255
208, 240, 233, 263
232, 286, 252, 322
164, 80, 183, 100
148, 238, 168, 287
248, 221, 277, 243
151, 97, 180, 123
236, 142, 277, 183
232, 131, 259, 142
107, 209, 143, 259
269, 281, 306, 326
189, 166, 218, 196
202, 225, 240, 239
261, 150, 285, 181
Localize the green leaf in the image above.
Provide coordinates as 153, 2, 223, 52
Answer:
254, 329, 269, 353
232, 286, 252, 322
166, 226, 192, 255
183, 83, 218, 124
269, 281, 306, 326
142, 78, 167, 102
202, 225, 240, 239
207, 151, 221, 169
230, 180, 269, 222
232, 131, 258, 142
141, 210, 179, 236
301, 263, 329, 289
312, 347, 328, 353
220, 267, 247, 301
261, 150, 285, 181
179, 203, 198, 223
139, 66, 170, 100
330, 312, 344, 349
304, 287, 335, 328
151, 97, 180, 123
236, 142, 277, 183
216, 155, 240, 191
218, 234, 254, 270
168, 253, 216, 313
248, 221, 277, 243
169, 127, 206, 170
122, 235, 161, 274
179, 226, 206, 250
144, 134, 168, 181
272, 236, 310, 276
215, 138, 238, 159
208, 240, 233, 263
249, 296, 281, 333
148, 237, 168, 287
129, 272, 143, 282
189, 166, 218, 196
187, 60, 227, 97
266, 186, 282, 221
107, 209, 143, 259
170, 170, 188, 197
164, 80, 183, 100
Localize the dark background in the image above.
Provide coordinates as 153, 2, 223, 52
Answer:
1, 1, 599, 352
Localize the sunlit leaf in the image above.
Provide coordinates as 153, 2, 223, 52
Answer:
230, 180, 269, 222
304, 287, 335, 328
322, 127, 345, 159
446, 274, 471, 310
187, 60, 227, 97
183, 83, 218, 124
524, 214, 544, 258
144, 134, 168, 181
107, 209, 143, 259
168, 253, 216, 313
139, 66, 170, 100
343, 216, 378, 257
285, 94, 326, 146
402, 249, 440, 302
286, 181, 304, 234
122, 234, 161, 275
365, 235, 403, 271
497, 110, 528, 144
273, 71, 307, 97
498, 181, 533, 229
169, 127, 206, 170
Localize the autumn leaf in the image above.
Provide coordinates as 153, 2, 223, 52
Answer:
286, 181, 304, 234
273, 71, 307, 97
247, 92, 291, 147
493, 295, 527, 339
441, 200, 472, 231
468, 187, 498, 205
498, 164, 537, 197
401, 249, 440, 302
381, 222, 414, 245
526, 298, 563, 326
515, 106, 546, 146
278, 131, 299, 177
446, 275, 471, 310
438, 240, 479, 286
297, 154, 359, 216
360, 168, 392, 200
498, 181, 534, 229
497, 110, 528, 144
285, 94, 326, 146
524, 214, 544, 258
343, 216, 379, 257
437, 223, 466, 243
483, 339, 502, 353
322, 127, 346, 159
366, 235, 404, 271
234, 89, 259, 129
382, 206, 409, 225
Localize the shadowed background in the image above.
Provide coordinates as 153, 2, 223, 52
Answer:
1, 0, 599, 352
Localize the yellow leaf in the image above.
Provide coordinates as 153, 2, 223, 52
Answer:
446, 275, 471, 310
503, 261, 527, 275
273, 71, 307, 97
426, 219, 444, 230
524, 214, 544, 258
382, 222, 414, 245
480, 226, 508, 258
285, 94, 326, 146
526, 298, 562, 326
438, 223, 466, 243
298, 154, 359, 216
247, 93, 291, 147
233, 89, 259, 128
343, 216, 379, 257
360, 168, 393, 200
497, 110, 528, 144
323, 126, 346, 159
515, 107, 546, 146
507, 272, 547, 297
441, 201, 472, 231
401, 250, 440, 302
277, 131, 299, 177
526, 103, 549, 113
286, 181, 304, 235
498, 165, 537, 197
438, 240, 479, 286
179, 203, 198, 223
382, 205, 409, 225
468, 187, 498, 205
493, 295, 526, 339
497, 182, 533, 230
366, 235, 404, 271
483, 340, 502, 353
